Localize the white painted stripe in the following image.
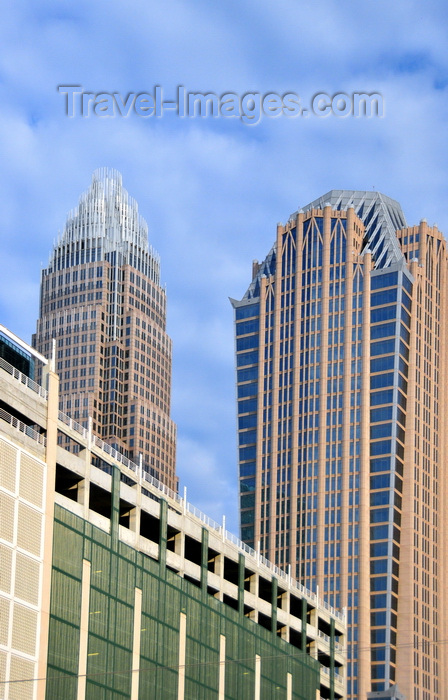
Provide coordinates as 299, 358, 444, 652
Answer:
254, 654, 261, 700
77, 559, 91, 700
177, 612, 186, 700
218, 634, 226, 699
287, 671, 292, 700
131, 588, 142, 700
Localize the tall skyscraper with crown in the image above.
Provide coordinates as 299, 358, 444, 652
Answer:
33, 169, 177, 491
231, 190, 448, 698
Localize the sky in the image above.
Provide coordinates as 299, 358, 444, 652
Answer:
0, 0, 447, 536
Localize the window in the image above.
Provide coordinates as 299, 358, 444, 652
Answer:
371, 474, 391, 490
370, 457, 391, 472
370, 422, 393, 439
371, 289, 398, 307
371, 322, 396, 340
371, 524, 389, 540
371, 356, 394, 373
371, 271, 398, 290
370, 389, 393, 406
235, 303, 259, 320
371, 373, 394, 389
371, 339, 395, 356
371, 406, 393, 423
371, 306, 396, 323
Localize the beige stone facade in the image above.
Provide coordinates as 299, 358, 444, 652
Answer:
32, 169, 177, 492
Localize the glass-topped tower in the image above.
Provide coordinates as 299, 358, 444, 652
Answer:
231, 191, 447, 698
33, 169, 177, 491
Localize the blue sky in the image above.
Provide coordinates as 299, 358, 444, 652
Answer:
0, 0, 447, 535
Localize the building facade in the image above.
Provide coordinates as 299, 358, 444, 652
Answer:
0, 329, 346, 700
33, 169, 177, 491
231, 191, 447, 699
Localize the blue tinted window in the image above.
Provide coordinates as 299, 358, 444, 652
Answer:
239, 413, 257, 429
236, 318, 259, 335
371, 322, 396, 340
371, 406, 393, 423
239, 429, 256, 445
240, 462, 255, 477
402, 273, 413, 295
237, 382, 257, 398
401, 307, 411, 328
371, 389, 394, 406
236, 335, 259, 351
397, 407, 406, 427
371, 647, 386, 662
240, 477, 255, 492
371, 306, 396, 323
370, 457, 391, 472
241, 525, 254, 540
371, 271, 398, 290
371, 423, 393, 440
370, 543, 389, 558
400, 324, 410, 344
371, 473, 391, 489
371, 524, 389, 540
237, 367, 258, 383
397, 374, 407, 393
371, 560, 388, 575
239, 445, 256, 461
371, 593, 388, 609
370, 576, 387, 591
238, 398, 257, 413
240, 493, 255, 509
397, 425, 405, 444
371, 289, 398, 307
370, 508, 389, 523
371, 373, 394, 389
371, 356, 394, 373
371, 491, 390, 506
237, 350, 258, 367
399, 340, 409, 360
236, 303, 259, 320
397, 390, 406, 410
398, 357, 408, 377
371, 440, 392, 456
401, 291, 411, 311
240, 509, 254, 524
370, 610, 386, 628
371, 339, 395, 356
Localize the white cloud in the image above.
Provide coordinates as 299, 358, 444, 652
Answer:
0, 0, 447, 534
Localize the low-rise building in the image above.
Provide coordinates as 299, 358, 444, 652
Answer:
0, 325, 346, 699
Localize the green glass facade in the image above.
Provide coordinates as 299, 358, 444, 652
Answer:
46, 495, 320, 699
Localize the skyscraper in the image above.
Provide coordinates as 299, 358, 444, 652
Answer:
33, 169, 177, 491
231, 190, 447, 699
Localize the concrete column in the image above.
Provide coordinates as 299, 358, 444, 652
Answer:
358, 251, 372, 697
37, 369, 59, 700
317, 205, 332, 587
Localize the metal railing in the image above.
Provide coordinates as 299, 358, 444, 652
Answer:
0, 356, 48, 399
54, 410, 345, 623
0, 350, 346, 625
0, 406, 46, 446
90, 429, 344, 621
58, 411, 88, 438
91, 434, 138, 474
317, 630, 343, 652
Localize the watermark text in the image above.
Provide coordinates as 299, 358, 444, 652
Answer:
58, 85, 384, 124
